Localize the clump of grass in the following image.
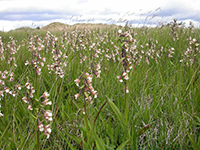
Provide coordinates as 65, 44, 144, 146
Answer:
0, 20, 200, 149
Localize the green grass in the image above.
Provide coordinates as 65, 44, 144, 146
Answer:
0, 21, 200, 149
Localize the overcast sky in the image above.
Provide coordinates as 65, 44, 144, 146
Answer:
0, 0, 200, 31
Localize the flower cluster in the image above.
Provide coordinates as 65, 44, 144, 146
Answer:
38, 123, 52, 139
180, 37, 199, 66
0, 70, 22, 117
0, 37, 4, 61
74, 72, 98, 114
47, 47, 67, 78
46, 32, 68, 78
22, 81, 52, 139
169, 19, 179, 41
94, 63, 101, 78
0, 70, 21, 97
38, 91, 52, 139
167, 47, 175, 58
117, 29, 135, 93
26, 35, 46, 75
22, 80, 35, 110
6, 36, 18, 67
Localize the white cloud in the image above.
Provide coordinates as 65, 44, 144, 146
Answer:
0, 0, 200, 31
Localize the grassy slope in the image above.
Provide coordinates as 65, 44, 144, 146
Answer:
0, 23, 200, 149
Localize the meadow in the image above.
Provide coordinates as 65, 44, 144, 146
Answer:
0, 20, 200, 150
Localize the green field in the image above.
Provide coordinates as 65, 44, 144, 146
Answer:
0, 20, 200, 150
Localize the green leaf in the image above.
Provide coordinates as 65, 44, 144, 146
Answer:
15, 115, 24, 143
84, 92, 88, 98
120, 57, 125, 62
195, 116, 200, 125
92, 132, 106, 150
198, 135, 200, 147
187, 132, 200, 150
58, 130, 88, 149
29, 141, 36, 150
58, 130, 76, 150
0, 121, 10, 146
116, 139, 129, 150
107, 98, 126, 130
80, 85, 85, 89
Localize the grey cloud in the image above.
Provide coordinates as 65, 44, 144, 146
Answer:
156, 5, 200, 22
0, 9, 79, 21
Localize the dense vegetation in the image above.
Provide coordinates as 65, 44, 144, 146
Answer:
0, 20, 200, 149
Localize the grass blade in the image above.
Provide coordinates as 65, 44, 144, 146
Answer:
187, 132, 200, 150
116, 139, 129, 150
58, 129, 76, 150
0, 121, 11, 147
107, 98, 126, 130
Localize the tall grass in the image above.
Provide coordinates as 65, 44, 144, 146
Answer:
0, 20, 200, 149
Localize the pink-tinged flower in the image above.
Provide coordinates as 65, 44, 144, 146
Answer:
125, 87, 129, 93
9, 77, 14, 82
40, 62, 44, 67
126, 68, 130, 73
22, 96, 29, 103
38, 123, 44, 132
42, 99, 52, 105
117, 76, 123, 82
11, 90, 16, 97
25, 82, 31, 89
1, 74, 6, 79
0, 80, 4, 86
74, 79, 80, 87
28, 104, 33, 110
94, 94, 97, 99
85, 73, 93, 82
55, 37, 58, 41
30, 87, 35, 93
95, 72, 100, 78
118, 29, 122, 35
96, 64, 101, 70
44, 124, 51, 139
0, 91, 4, 97
122, 72, 129, 80
36, 69, 41, 75
16, 84, 21, 90
91, 90, 97, 98
88, 99, 93, 104
10, 72, 14, 77
4, 87, 10, 93
87, 96, 93, 104
25, 60, 30, 66
30, 92, 34, 98
44, 110, 53, 122
75, 94, 80, 99
129, 64, 133, 70
42, 57, 46, 62
3, 70, 8, 74
82, 108, 86, 114
0, 112, 3, 117
59, 73, 64, 78
42, 91, 50, 99
87, 86, 94, 92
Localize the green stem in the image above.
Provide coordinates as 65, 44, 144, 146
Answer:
124, 81, 128, 124
35, 74, 40, 150
83, 95, 89, 139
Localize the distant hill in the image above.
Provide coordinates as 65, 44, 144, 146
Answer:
40, 22, 69, 31
1, 22, 118, 33
40, 22, 118, 31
